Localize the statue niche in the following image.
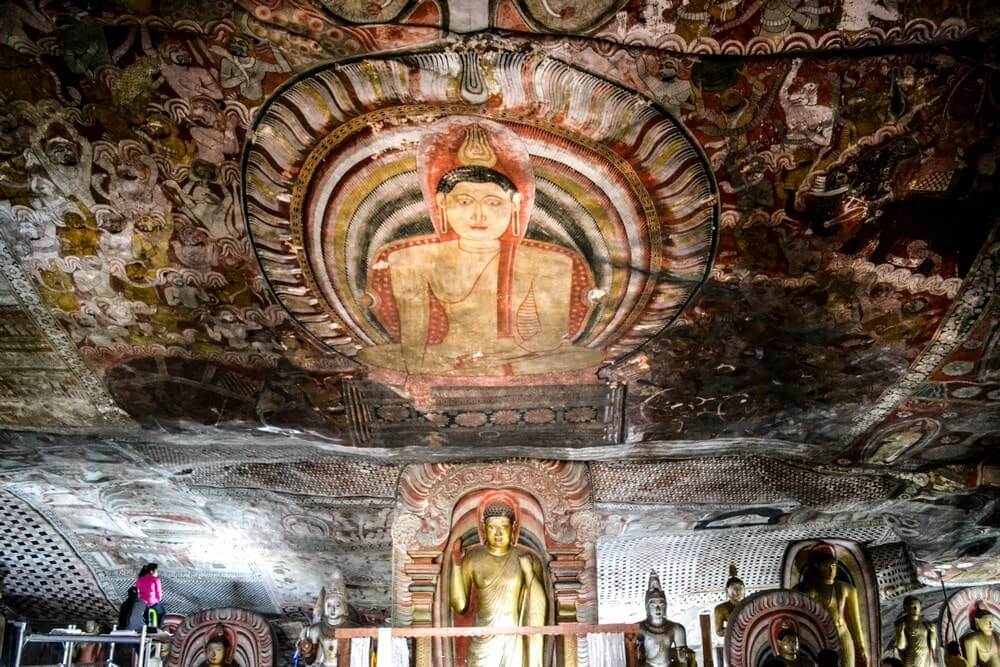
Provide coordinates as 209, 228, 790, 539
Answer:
165, 608, 274, 667
938, 588, 1000, 667
724, 590, 841, 667
439, 490, 556, 667
782, 540, 880, 667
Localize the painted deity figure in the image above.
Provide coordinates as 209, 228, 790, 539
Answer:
779, 59, 834, 148
639, 571, 696, 667
714, 565, 745, 638
796, 544, 869, 667
298, 574, 350, 667
359, 117, 603, 379
895, 596, 937, 667
962, 605, 1000, 667
450, 498, 547, 667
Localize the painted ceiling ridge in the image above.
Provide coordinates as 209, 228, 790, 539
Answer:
844, 220, 1000, 441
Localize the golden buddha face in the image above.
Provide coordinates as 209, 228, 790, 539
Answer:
778, 633, 800, 662
483, 515, 514, 552
904, 597, 921, 619
975, 613, 994, 634
437, 181, 515, 242
206, 641, 226, 666
646, 597, 667, 626
727, 581, 745, 603
816, 557, 837, 584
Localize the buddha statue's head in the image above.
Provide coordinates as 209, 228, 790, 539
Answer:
903, 595, 921, 620
204, 624, 231, 667
644, 570, 668, 627
726, 564, 745, 604
973, 608, 995, 634
315, 571, 349, 628
482, 500, 517, 553
809, 543, 839, 585
777, 625, 800, 663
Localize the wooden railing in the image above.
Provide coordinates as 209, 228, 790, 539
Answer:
331, 622, 641, 667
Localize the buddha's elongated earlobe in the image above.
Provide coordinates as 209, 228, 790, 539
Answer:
511, 193, 522, 237
436, 192, 448, 234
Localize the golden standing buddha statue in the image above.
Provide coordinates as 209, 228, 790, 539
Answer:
449, 498, 548, 667
714, 565, 746, 638
795, 543, 868, 667
962, 605, 1000, 667
895, 596, 937, 667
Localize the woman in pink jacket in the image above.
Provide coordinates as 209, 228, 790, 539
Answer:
135, 563, 164, 628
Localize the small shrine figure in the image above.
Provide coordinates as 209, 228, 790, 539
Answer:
639, 570, 697, 667
714, 565, 746, 637
771, 617, 816, 667
299, 572, 349, 667
76, 620, 104, 665
962, 604, 1000, 667
895, 596, 937, 667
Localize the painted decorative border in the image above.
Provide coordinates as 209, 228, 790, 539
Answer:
846, 226, 1000, 441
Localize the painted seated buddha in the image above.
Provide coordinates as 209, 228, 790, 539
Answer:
358, 116, 603, 379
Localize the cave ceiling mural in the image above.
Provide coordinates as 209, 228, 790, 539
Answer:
0, 0, 998, 632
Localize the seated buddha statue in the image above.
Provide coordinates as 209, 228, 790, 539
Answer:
962, 604, 1000, 667
639, 570, 696, 667
199, 624, 237, 667
772, 618, 816, 667
358, 116, 603, 379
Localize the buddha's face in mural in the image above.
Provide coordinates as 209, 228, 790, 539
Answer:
436, 181, 517, 243
483, 516, 513, 552
646, 598, 667, 626
817, 557, 838, 584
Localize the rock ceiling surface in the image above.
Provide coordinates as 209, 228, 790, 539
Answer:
0, 0, 998, 628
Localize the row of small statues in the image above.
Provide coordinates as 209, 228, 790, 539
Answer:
701, 557, 998, 667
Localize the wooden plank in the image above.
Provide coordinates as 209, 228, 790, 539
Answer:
334, 623, 641, 639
